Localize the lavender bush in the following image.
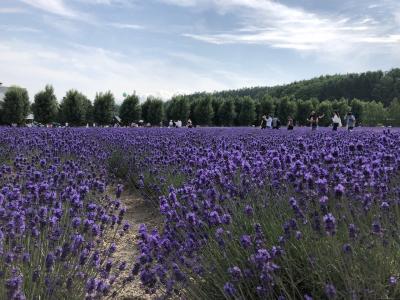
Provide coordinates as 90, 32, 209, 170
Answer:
126, 128, 400, 299
0, 128, 130, 299
1, 127, 400, 299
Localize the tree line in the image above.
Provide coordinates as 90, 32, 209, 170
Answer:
0, 86, 144, 126
166, 94, 399, 127
1, 68, 400, 127
211, 68, 400, 107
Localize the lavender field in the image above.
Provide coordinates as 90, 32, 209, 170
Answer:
1, 127, 400, 300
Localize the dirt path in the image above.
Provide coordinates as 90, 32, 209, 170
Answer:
114, 193, 161, 300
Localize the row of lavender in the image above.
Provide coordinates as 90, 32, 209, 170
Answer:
1, 127, 400, 299
0, 129, 132, 299
112, 128, 400, 299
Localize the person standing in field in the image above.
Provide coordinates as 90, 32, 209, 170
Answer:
260, 115, 267, 129
266, 115, 273, 129
308, 111, 324, 131
332, 111, 342, 131
346, 112, 356, 131
272, 117, 280, 129
287, 116, 294, 130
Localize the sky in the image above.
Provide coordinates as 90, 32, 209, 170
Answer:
0, 0, 400, 102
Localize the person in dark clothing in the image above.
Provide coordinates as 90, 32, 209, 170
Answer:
308, 111, 324, 131
287, 116, 294, 130
272, 117, 280, 129
346, 112, 356, 131
260, 115, 267, 129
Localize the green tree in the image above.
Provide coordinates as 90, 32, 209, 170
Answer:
363, 101, 387, 126
59, 90, 90, 126
119, 93, 141, 125
193, 95, 214, 125
233, 97, 243, 126
332, 98, 350, 118
218, 98, 236, 126
310, 98, 320, 110
372, 69, 400, 106
276, 97, 297, 124
93, 91, 116, 125
0, 101, 3, 124
180, 68, 400, 108
316, 100, 333, 126
2, 86, 30, 125
237, 96, 256, 126
258, 95, 275, 119
296, 100, 314, 125
189, 99, 198, 125
32, 85, 58, 124
114, 104, 120, 117
211, 96, 221, 125
141, 96, 164, 125
388, 98, 400, 126
350, 99, 365, 124
166, 96, 190, 122
83, 98, 94, 124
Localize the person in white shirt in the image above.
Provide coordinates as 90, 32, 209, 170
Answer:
266, 115, 273, 129
332, 111, 342, 131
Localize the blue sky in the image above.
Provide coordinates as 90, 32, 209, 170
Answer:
0, 0, 400, 102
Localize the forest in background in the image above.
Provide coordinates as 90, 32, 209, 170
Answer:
1, 68, 400, 127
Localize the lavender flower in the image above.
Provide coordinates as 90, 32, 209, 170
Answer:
323, 213, 336, 236
325, 283, 337, 299
223, 282, 236, 297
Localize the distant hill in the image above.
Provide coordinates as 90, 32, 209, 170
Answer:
163, 68, 400, 127
189, 68, 400, 107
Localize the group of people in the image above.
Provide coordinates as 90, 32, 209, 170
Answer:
260, 115, 283, 130
169, 120, 182, 128
169, 119, 193, 128
308, 111, 356, 131
260, 111, 356, 131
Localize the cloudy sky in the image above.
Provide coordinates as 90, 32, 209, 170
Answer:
1, 0, 400, 102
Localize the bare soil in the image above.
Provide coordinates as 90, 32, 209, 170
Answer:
113, 193, 161, 300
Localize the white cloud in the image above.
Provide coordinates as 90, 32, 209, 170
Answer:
175, 0, 400, 55
158, 0, 200, 7
166, 51, 219, 69
0, 7, 28, 14
74, 0, 134, 5
0, 39, 263, 101
20, 0, 78, 17
0, 25, 41, 33
5, 0, 399, 99
359, 34, 400, 44
110, 22, 144, 30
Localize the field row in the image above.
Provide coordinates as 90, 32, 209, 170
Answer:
0, 127, 400, 299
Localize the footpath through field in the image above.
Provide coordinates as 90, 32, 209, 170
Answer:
113, 193, 161, 300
